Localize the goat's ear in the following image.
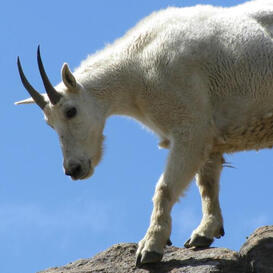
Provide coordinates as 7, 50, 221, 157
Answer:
61, 63, 77, 90
15, 97, 35, 105
15, 94, 48, 106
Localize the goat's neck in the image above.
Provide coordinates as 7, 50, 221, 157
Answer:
77, 62, 146, 120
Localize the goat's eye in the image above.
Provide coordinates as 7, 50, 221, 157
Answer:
65, 107, 77, 119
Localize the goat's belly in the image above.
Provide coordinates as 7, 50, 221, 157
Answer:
213, 114, 273, 153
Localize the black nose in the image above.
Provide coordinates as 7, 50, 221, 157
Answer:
65, 164, 82, 178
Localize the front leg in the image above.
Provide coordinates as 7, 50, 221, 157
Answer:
136, 174, 172, 266
136, 129, 212, 266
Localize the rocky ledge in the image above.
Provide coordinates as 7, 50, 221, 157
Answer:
39, 225, 273, 273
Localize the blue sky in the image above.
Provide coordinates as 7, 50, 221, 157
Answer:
2, 0, 272, 272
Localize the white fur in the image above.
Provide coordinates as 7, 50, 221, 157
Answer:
17, 0, 273, 264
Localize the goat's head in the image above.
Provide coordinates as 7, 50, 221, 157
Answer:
16, 47, 105, 180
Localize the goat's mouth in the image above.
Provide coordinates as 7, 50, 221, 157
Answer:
77, 166, 94, 180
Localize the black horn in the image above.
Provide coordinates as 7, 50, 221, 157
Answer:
17, 56, 47, 109
37, 46, 62, 105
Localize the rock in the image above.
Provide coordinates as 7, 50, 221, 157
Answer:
240, 226, 273, 273
39, 225, 273, 273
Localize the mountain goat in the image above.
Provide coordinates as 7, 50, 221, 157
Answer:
16, 0, 273, 266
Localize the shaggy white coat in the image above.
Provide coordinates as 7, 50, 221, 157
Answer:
17, 0, 273, 265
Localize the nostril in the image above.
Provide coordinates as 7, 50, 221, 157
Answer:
65, 169, 71, 176
65, 164, 82, 178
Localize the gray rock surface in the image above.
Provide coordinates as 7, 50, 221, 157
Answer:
39, 225, 273, 273
240, 225, 273, 273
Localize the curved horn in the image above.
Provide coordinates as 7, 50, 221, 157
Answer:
17, 56, 47, 109
37, 46, 62, 105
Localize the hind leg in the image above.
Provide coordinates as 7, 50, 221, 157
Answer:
184, 152, 225, 248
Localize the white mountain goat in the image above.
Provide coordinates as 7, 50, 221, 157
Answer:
16, 0, 273, 266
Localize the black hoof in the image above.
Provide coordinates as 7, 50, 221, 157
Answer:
167, 239, 172, 246
184, 238, 191, 248
215, 226, 225, 239
136, 254, 142, 268
184, 235, 213, 248
220, 226, 225, 236
135, 251, 163, 267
